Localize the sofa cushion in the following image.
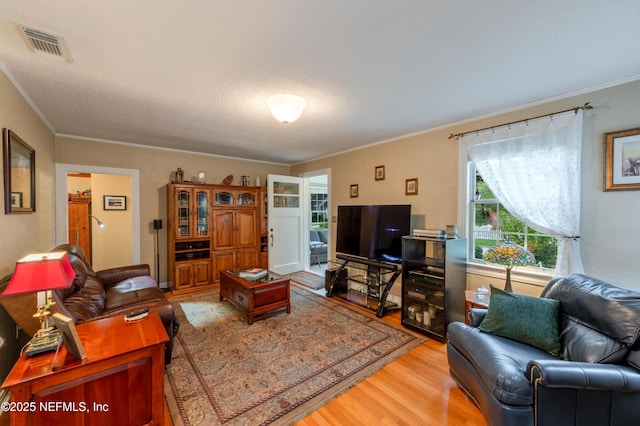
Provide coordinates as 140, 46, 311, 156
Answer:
318, 230, 328, 244
542, 273, 640, 347
559, 315, 629, 364
60, 276, 106, 321
479, 285, 561, 356
448, 321, 557, 406
105, 276, 166, 311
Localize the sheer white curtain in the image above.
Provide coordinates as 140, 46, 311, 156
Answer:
461, 109, 584, 277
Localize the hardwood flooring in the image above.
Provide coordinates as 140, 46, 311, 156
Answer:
295, 302, 487, 426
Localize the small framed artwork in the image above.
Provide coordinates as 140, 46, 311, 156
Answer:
104, 195, 127, 210
604, 127, 640, 191
405, 178, 418, 195
375, 165, 385, 181
350, 184, 359, 198
10, 192, 22, 208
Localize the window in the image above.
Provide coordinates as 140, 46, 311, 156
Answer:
470, 167, 558, 270
310, 193, 328, 230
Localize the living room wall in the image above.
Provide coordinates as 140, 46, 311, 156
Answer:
54, 136, 290, 284
0, 69, 56, 390
292, 78, 640, 294
0, 71, 56, 276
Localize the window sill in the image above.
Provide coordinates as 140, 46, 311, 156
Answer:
466, 262, 552, 287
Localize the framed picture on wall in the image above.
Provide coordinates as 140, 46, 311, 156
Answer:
405, 178, 418, 195
375, 165, 385, 181
104, 195, 127, 210
604, 127, 640, 191
350, 184, 359, 198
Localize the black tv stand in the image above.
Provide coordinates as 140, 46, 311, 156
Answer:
326, 253, 401, 317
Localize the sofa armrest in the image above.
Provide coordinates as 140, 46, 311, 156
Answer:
467, 308, 487, 327
527, 359, 640, 392
97, 264, 152, 288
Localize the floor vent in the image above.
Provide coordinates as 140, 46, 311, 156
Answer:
19, 25, 73, 62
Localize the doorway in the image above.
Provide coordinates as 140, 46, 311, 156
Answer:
55, 164, 140, 267
303, 170, 330, 276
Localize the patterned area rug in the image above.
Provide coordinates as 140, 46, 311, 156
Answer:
285, 271, 326, 290
165, 285, 423, 425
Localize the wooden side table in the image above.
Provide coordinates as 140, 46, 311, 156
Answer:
1, 312, 168, 426
465, 290, 489, 325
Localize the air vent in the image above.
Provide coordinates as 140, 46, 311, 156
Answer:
18, 25, 73, 62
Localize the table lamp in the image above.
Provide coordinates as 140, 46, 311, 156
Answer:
1, 252, 75, 353
484, 240, 535, 293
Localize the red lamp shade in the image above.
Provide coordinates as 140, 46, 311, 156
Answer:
1, 252, 75, 297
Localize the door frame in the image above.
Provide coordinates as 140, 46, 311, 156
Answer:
55, 163, 141, 264
301, 169, 331, 274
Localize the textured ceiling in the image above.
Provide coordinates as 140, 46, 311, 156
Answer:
0, 1, 639, 164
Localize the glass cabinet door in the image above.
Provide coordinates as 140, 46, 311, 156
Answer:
238, 192, 255, 205
195, 189, 209, 237
215, 191, 234, 205
177, 189, 191, 238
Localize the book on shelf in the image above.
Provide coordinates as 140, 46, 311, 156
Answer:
238, 268, 268, 279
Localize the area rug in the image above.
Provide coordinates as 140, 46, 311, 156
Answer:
165, 285, 423, 425
285, 271, 325, 290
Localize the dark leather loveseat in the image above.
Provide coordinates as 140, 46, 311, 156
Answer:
1, 244, 179, 364
447, 274, 640, 426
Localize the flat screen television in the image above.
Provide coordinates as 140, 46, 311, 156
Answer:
336, 204, 411, 263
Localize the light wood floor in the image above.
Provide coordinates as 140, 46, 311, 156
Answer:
295, 301, 486, 426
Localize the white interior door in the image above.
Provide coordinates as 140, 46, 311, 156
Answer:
268, 174, 305, 274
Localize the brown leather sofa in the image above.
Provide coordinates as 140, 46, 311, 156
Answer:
0, 244, 178, 364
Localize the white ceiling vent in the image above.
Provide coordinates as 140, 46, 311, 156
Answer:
18, 25, 73, 63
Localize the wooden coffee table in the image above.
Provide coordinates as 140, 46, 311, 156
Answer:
220, 270, 290, 324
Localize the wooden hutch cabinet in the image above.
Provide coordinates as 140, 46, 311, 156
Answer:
168, 183, 262, 294
211, 186, 259, 285
168, 184, 212, 293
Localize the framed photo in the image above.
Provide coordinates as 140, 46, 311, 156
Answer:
10, 192, 22, 208
405, 178, 418, 195
104, 195, 127, 210
3, 129, 35, 214
604, 128, 640, 191
375, 165, 385, 181
52, 313, 86, 360
350, 184, 359, 198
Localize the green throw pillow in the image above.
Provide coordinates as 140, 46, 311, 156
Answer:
479, 285, 561, 356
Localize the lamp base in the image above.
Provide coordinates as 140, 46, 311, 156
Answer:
504, 268, 513, 293
25, 329, 62, 356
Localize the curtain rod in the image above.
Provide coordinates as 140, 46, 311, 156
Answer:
448, 102, 593, 140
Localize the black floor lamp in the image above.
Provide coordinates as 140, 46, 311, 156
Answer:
153, 219, 162, 283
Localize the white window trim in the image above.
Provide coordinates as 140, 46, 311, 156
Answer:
457, 144, 552, 288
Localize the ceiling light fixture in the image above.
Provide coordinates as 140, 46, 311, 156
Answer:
266, 94, 306, 125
